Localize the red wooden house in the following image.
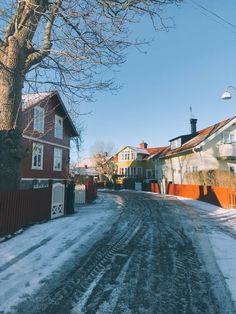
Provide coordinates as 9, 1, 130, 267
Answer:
21, 91, 78, 189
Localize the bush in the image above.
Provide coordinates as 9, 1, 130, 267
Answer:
184, 169, 236, 188
123, 177, 135, 190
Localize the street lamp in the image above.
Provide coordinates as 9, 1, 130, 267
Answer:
221, 86, 236, 100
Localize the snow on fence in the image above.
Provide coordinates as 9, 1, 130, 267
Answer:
0, 187, 51, 237
75, 184, 86, 204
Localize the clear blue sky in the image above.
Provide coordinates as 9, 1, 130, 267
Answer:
76, 0, 236, 161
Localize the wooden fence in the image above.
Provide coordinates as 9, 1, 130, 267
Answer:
75, 184, 86, 204
167, 184, 236, 209
0, 180, 98, 238
0, 187, 51, 237
85, 181, 97, 203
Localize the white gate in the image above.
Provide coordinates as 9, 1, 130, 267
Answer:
51, 183, 65, 219
135, 182, 142, 191
74, 184, 86, 204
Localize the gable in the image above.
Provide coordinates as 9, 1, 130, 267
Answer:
22, 91, 78, 137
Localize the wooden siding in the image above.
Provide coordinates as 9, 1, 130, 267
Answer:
21, 139, 69, 179
21, 94, 72, 180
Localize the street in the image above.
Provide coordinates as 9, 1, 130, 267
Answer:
2, 191, 236, 314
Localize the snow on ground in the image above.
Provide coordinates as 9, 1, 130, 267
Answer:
0, 193, 121, 313
174, 195, 236, 305
1, 189, 236, 312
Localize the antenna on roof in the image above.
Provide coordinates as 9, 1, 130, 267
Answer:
189, 105, 194, 118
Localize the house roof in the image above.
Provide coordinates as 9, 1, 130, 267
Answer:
114, 145, 168, 161
160, 116, 236, 158
74, 167, 99, 176
22, 91, 56, 109
22, 91, 79, 137
116, 145, 150, 156
145, 147, 169, 160
76, 157, 97, 168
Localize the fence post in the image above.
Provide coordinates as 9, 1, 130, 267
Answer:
66, 180, 75, 214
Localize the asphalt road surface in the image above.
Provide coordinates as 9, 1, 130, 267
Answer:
14, 191, 236, 314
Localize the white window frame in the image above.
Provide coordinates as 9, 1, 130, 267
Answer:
32, 142, 44, 170
53, 147, 63, 171
33, 106, 44, 133
54, 115, 63, 139
223, 131, 235, 144
170, 138, 181, 150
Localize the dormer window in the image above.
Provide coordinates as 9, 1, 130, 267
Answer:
55, 115, 63, 139
170, 138, 181, 150
34, 106, 44, 133
222, 131, 235, 144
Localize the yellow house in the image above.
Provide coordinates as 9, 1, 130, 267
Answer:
114, 142, 166, 181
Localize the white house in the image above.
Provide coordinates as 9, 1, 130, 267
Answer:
154, 116, 236, 184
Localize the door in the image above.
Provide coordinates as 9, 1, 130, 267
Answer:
51, 182, 65, 219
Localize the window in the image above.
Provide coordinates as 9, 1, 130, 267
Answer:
137, 167, 142, 176
32, 143, 44, 170
119, 149, 135, 161
146, 169, 152, 178
55, 115, 63, 139
223, 131, 235, 144
53, 147, 62, 171
170, 138, 181, 150
34, 106, 44, 132
228, 163, 236, 173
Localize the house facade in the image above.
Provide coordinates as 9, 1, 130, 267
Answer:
72, 157, 100, 181
154, 117, 236, 184
21, 91, 78, 189
114, 142, 166, 181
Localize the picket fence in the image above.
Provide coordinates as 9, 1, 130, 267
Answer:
75, 184, 86, 204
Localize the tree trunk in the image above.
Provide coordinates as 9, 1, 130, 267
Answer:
0, 53, 24, 191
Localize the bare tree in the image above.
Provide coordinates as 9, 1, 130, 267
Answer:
94, 153, 116, 182
0, 0, 182, 190
90, 141, 115, 157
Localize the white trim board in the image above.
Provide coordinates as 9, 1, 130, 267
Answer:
23, 135, 70, 150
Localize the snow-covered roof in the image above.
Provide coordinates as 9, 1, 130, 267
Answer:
128, 146, 150, 155
22, 91, 78, 137
115, 145, 150, 156
74, 167, 99, 176
76, 157, 97, 168
22, 91, 56, 110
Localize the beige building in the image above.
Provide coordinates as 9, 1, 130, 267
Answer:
154, 116, 236, 184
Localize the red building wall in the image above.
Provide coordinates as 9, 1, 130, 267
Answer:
21, 93, 74, 181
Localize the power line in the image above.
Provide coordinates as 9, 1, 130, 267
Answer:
189, 0, 236, 35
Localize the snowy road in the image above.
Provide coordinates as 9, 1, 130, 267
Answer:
1, 191, 236, 313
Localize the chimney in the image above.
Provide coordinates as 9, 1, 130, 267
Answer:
190, 118, 197, 134
139, 141, 148, 149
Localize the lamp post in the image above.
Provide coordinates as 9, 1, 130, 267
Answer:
221, 86, 236, 100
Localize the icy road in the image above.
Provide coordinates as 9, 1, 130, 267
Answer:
1, 190, 236, 313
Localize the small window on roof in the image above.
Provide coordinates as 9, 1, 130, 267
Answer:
170, 138, 181, 150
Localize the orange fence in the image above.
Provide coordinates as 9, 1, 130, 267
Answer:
167, 183, 236, 209
150, 183, 160, 193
